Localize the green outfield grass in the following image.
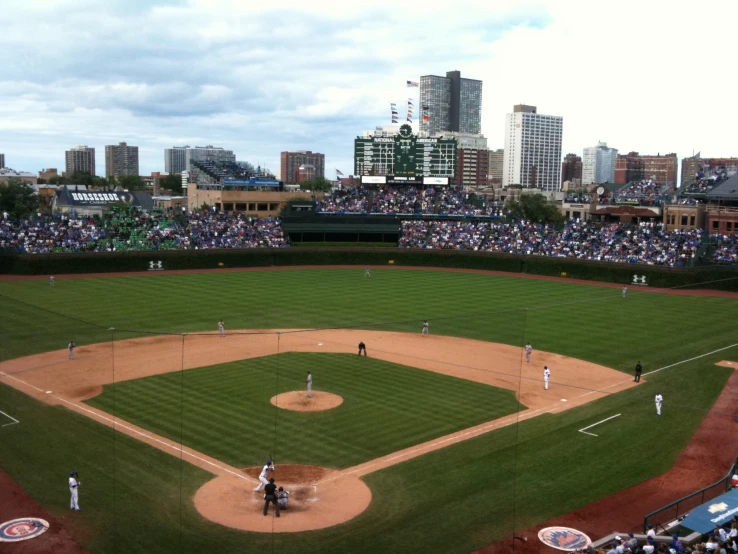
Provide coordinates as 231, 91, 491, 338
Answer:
1, 268, 738, 553
85, 353, 523, 468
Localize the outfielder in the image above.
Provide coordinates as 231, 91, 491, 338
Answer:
655, 391, 663, 415
422, 320, 429, 335
254, 460, 275, 491
68, 341, 75, 360
525, 343, 532, 363
543, 365, 551, 390
218, 319, 225, 338
364, 268, 371, 277
622, 286, 628, 298
68, 471, 81, 511
50, 275, 55, 287
306, 371, 313, 398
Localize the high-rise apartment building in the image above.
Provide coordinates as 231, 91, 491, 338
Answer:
488, 149, 504, 184
164, 145, 236, 174
561, 154, 583, 185
0, 154, 5, 169
503, 105, 563, 191
442, 133, 488, 188
582, 141, 618, 184
681, 156, 738, 185
280, 151, 325, 184
614, 152, 677, 184
419, 70, 482, 136
104, 142, 139, 178
65, 146, 96, 176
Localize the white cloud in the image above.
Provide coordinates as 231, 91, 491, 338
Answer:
0, 0, 735, 179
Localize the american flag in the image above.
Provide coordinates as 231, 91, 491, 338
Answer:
336, 169, 344, 176
406, 80, 419, 87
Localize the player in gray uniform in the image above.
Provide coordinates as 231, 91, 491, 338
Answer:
306, 371, 313, 398
364, 268, 371, 277
525, 343, 532, 363
68, 341, 75, 360
422, 321, 429, 335
50, 276, 55, 287
218, 319, 225, 338
622, 286, 628, 298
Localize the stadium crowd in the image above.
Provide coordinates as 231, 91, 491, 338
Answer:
0, 208, 288, 253
596, 521, 738, 554
399, 220, 704, 267
712, 234, 738, 264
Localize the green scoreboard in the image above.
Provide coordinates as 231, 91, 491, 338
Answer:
354, 124, 457, 184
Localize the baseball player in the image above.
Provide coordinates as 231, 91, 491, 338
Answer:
68, 471, 81, 511
422, 320, 429, 335
634, 361, 642, 382
358, 341, 367, 356
68, 341, 75, 360
277, 486, 289, 510
543, 365, 551, 390
218, 319, 225, 338
364, 268, 371, 277
622, 286, 628, 298
525, 343, 533, 363
655, 391, 663, 415
254, 460, 275, 491
306, 371, 313, 398
50, 275, 55, 287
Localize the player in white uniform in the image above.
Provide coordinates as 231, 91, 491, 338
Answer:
525, 343, 532, 363
50, 276, 55, 287
68, 471, 81, 511
543, 366, 551, 390
364, 268, 371, 277
68, 341, 75, 360
306, 371, 313, 398
655, 392, 663, 415
218, 319, 225, 338
253, 460, 274, 491
422, 320, 429, 335
622, 286, 628, 298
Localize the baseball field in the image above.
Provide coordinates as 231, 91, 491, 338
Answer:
0, 267, 737, 553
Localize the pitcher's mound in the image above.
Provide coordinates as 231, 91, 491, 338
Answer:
270, 391, 343, 412
193, 465, 371, 533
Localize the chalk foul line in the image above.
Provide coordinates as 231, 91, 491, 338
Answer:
578, 413, 622, 437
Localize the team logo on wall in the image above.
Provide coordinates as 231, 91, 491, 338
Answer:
0, 518, 49, 542
538, 526, 592, 551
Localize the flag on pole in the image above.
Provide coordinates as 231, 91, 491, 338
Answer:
406, 80, 419, 87
336, 169, 344, 176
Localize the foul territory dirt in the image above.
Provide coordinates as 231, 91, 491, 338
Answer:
0, 329, 635, 533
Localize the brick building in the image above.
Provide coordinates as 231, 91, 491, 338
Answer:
681, 156, 738, 186
561, 153, 582, 185
614, 152, 677, 185
280, 151, 325, 184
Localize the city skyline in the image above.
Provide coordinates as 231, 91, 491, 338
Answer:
1, 1, 737, 181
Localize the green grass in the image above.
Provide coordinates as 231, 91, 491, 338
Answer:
1, 268, 738, 553
85, 353, 523, 468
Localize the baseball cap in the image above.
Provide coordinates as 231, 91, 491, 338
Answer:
616, 537, 622, 541
628, 533, 635, 538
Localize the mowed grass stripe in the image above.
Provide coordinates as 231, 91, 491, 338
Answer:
86, 352, 523, 468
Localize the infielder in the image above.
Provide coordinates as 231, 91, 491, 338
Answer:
364, 268, 371, 277
634, 361, 642, 383
543, 365, 551, 390
254, 460, 275, 491
218, 319, 225, 338
525, 343, 532, 363
622, 286, 628, 298
68, 471, 81, 511
422, 320, 429, 335
68, 341, 75, 360
655, 391, 663, 415
306, 371, 313, 398
50, 275, 55, 287
358, 341, 367, 356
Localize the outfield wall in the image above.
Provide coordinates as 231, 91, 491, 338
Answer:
0, 248, 737, 290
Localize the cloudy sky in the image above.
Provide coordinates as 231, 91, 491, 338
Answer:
1, 0, 736, 179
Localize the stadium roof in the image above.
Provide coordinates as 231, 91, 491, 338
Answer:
706, 173, 738, 199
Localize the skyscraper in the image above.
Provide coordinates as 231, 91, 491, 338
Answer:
164, 145, 236, 174
488, 149, 504, 184
105, 142, 139, 178
503, 105, 563, 191
280, 151, 325, 184
419, 70, 482, 136
65, 146, 96, 176
582, 142, 618, 184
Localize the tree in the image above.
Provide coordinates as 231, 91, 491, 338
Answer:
159, 174, 183, 194
505, 193, 564, 225
0, 178, 40, 218
117, 175, 147, 191
299, 177, 332, 193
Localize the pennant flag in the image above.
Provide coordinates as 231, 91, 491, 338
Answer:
423, 115, 430, 121
408, 99, 414, 106
422, 105, 430, 110
407, 80, 419, 87
336, 169, 344, 176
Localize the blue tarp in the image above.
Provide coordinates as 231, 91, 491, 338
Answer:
680, 487, 738, 533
